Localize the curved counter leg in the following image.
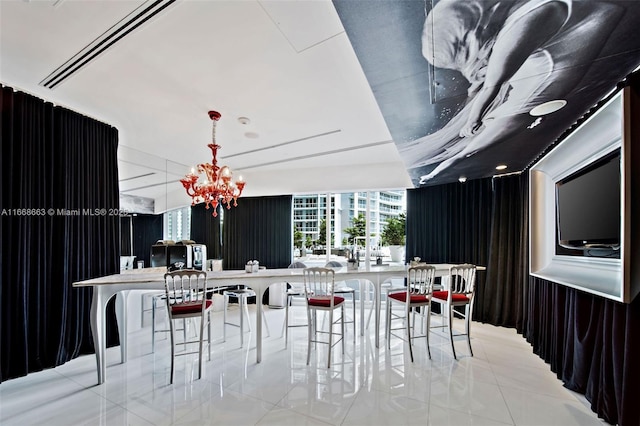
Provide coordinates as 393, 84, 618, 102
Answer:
91, 287, 106, 385
255, 286, 265, 363
115, 290, 130, 363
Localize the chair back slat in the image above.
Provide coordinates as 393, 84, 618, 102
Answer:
449, 264, 476, 295
407, 264, 436, 296
164, 270, 207, 309
303, 267, 335, 299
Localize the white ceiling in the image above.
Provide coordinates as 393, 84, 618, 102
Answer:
0, 0, 412, 213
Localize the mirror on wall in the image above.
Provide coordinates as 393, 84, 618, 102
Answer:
117, 145, 191, 215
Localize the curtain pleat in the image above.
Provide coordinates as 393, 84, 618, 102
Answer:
190, 203, 222, 259
479, 173, 529, 328
131, 214, 163, 267
406, 179, 491, 305
1, 85, 120, 382
120, 216, 132, 256
222, 195, 292, 270
406, 179, 492, 265
525, 277, 640, 425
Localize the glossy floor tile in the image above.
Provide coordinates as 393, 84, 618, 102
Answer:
0, 303, 607, 425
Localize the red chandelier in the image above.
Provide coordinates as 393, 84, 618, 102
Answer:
180, 111, 245, 217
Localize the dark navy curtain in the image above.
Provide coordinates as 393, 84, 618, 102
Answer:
1, 85, 120, 382
190, 203, 222, 259
525, 277, 640, 426
406, 178, 492, 297
120, 214, 161, 266
406, 179, 492, 265
131, 214, 163, 268
120, 216, 133, 256
479, 173, 529, 329
222, 195, 292, 270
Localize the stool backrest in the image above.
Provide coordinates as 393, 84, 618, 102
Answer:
303, 267, 336, 298
163, 270, 207, 313
407, 264, 436, 296
449, 264, 476, 296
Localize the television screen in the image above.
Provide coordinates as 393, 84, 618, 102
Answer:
556, 149, 621, 251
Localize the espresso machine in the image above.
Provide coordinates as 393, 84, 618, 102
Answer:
150, 240, 207, 270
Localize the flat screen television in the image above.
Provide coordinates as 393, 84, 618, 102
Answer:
555, 149, 621, 251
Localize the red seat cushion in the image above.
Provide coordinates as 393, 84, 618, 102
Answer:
388, 291, 430, 303
171, 300, 212, 314
432, 291, 469, 303
308, 296, 345, 307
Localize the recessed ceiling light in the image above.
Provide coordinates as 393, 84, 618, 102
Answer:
458, 176, 467, 183
529, 100, 567, 116
244, 131, 259, 139
237, 117, 251, 125
496, 164, 508, 171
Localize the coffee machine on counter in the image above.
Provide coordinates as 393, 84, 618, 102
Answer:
150, 240, 207, 270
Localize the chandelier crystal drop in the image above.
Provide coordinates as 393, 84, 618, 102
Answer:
180, 111, 245, 217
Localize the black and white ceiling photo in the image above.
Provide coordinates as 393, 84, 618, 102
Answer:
334, 0, 640, 187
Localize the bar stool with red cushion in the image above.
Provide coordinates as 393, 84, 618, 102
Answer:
163, 270, 213, 384
304, 267, 345, 368
430, 264, 477, 360
386, 265, 436, 362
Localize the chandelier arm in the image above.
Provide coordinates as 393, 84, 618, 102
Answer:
181, 111, 245, 217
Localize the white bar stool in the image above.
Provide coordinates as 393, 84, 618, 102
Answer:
282, 261, 307, 348
223, 286, 270, 347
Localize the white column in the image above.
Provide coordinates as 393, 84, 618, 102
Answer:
326, 193, 331, 263
365, 192, 371, 266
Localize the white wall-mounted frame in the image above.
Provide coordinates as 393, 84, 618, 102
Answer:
530, 85, 640, 303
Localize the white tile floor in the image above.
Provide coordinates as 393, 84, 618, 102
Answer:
0, 302, 607, 426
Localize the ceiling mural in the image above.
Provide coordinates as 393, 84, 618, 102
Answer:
333, 0, 640, 187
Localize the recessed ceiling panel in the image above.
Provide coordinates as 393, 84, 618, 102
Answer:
259, 0, 345, 52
